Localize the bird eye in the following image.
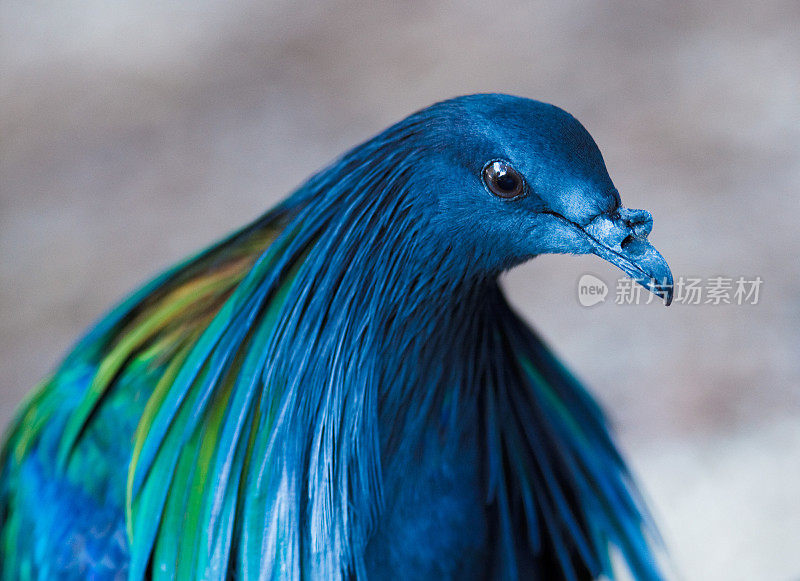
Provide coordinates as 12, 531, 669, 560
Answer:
482, 160, 525, 199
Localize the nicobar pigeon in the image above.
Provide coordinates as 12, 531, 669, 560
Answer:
0, 94, 673, 581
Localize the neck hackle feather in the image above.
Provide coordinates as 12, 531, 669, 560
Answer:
0, 100, 662, 581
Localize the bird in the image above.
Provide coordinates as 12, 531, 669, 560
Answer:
0, 94, 673, 581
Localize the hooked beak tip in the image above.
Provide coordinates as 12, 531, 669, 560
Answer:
583, 208, 673, 306
664, 286, 674, 306
652, 277, 674, 306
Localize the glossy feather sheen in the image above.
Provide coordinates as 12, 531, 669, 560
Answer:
0, 94, 662, 580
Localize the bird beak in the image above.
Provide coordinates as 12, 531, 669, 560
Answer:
582, 208, 674, 305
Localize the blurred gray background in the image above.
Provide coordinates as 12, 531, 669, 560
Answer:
1, 1, 798, 579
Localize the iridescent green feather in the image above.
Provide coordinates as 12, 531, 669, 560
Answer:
2, 94, 666, 581
0, 208, 296, 581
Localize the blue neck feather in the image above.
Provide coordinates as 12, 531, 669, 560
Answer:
212, 112, 662, 579
12, 98, 662, 580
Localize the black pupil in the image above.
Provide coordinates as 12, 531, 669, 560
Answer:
494, 169, 518, 192
485, 161, 522, 197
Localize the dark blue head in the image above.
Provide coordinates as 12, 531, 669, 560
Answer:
372, 94, 673, 302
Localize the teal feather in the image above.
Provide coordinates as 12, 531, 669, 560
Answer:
0, 94, 670, 580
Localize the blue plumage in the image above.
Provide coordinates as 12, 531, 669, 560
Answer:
1, 94, 672, 580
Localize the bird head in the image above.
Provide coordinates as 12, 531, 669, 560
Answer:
408, 94, 673, 304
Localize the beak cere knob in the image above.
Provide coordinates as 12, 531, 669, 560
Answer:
623, 209, 653, 239
584, 207, 674, 305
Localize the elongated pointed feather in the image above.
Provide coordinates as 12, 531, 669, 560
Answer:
1, 99, 664, 581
